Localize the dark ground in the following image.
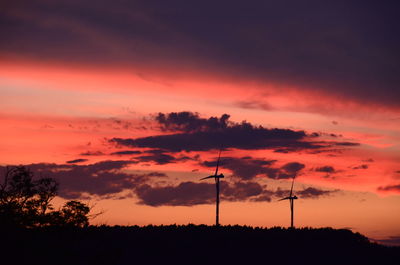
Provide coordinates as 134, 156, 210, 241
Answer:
2, 225, 399, 265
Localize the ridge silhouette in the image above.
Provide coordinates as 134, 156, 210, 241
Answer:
2, 225, 399, 265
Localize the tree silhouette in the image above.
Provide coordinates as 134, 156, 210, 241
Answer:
0, 166, 90, 228
49, 200, 90, 227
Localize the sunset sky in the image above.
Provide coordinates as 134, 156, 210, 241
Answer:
1, 1, 399, 244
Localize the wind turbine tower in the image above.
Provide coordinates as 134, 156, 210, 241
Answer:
279, 176, 298, 228
200, 149, 224, 226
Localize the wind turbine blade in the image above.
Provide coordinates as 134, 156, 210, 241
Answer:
200, 175, 215, 180
289, 176, 295, 197
278, 197, 290, 201
214, 148, 222, 176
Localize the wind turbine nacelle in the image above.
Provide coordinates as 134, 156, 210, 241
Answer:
200, 173, 224, 180
279, 195, 298, 201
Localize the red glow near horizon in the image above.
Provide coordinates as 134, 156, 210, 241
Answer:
1, 60, 399, 242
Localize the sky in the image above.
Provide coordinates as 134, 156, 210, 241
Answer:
1, 0, 400, 244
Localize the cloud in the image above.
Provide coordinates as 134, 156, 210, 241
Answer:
135, 182, 215, 206
221, 181, 264, 201
234, 100, 272, 111
335, 142, 360, 147
202, 156, 304, 180
280, 162, 305, 178
111, 112, 356, 153
135, 180, 269, 206
134, 178, 337, 206
1, 161, 165, 199
362, 158, 374, 163
274, 188, 290, 199
315, 166, 336, 173
110, 150, 142, 155
377, 184, 400, 193
131, 149, 196, 165
296, 187, 338, 199
80, 151, 105, 156
134, 153, 177, 165
202, 156, 276, 180
66, 158, 88, 164
0, 160, 334, 206
274, 187, 338, 199
250, 190, 275, 202
352, 164, 368, 170
155, 112, 230, 133
2, 1, 399, 108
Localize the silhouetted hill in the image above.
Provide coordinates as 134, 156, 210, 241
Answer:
2, 225, 399, 265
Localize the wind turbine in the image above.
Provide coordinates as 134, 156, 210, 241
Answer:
200, 149, 224, 226
279, 176, 298, 228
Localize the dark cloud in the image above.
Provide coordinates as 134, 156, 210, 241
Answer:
0, 160, 333, 206
66, 158, 88, 164
109, 128, 315, 152
335, 142, 360, 147
135, 182, 215, 206
111, 112, 356, 153
235, 100, 272, 111
362, 158, 374, 163
251, 190, 275, 202
110, 150, 142, 155
274, 186, 338, 199
132, 149, 196, 165
315, 166, 336, 173
202, 156, 276, 180
2, 1, 399, 108
135, 180, 269, 206
134, 178, 337, 206
280, 162, 305, 178
202, 157, 304, 180
145, 172, 167, 178
274, 188, 290, 199
221, 181, 264, 201
134, 153, 176, 165
377, 184, 400, 193
0, 161, 166, 199
80, 151, 105, 156
155, 112, 230, 133
352, 164, 368, 170
273, 149, 292, 154
296, 187, 338, 199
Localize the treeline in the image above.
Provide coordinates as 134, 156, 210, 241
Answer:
2, 225, 399, 265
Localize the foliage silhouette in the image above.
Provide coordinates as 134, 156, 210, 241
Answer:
0, 166, 90, 228
47, 200, 90, 228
